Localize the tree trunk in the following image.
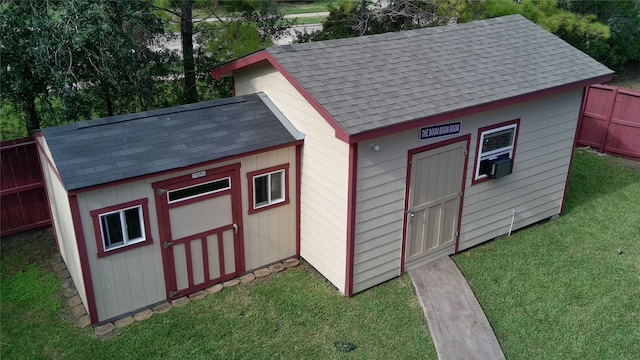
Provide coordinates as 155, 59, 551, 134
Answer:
182, 0, 198, 103
24, 94, 40, 135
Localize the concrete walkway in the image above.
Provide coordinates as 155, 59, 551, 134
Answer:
409, 257, 505, 360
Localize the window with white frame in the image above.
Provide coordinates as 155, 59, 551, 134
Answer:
254, 169, 285, 209
99, 205, 146, 251
91, 199, 152, 257
474, 121, 519, 181
247, 164, 290, 214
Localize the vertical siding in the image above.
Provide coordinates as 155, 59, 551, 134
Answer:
36, 137, 89, 309
77, 147, 297, 321
234, 63, 350, 293
352, 89, 584, 293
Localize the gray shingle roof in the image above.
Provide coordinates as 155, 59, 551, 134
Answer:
266, 14, 613, 136
42, 93, 303, 191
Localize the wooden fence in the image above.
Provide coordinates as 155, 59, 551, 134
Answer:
1, 137, 51, 237
577, 84, 640, 160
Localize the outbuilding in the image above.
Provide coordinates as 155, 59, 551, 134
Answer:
212, 15, 613, 296
38, 14, 613, 325
36, 93, 304, 324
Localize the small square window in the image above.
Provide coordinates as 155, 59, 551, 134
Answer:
91, 199, 152, 257
99, 206, 145, 250
473, 119, 520, 183
247, 164, 289, 214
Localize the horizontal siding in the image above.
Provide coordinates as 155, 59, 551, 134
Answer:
352, 89, 584, 293
79, 147, 298, 322
235, 63, 349, 293
38, 137, 89, 310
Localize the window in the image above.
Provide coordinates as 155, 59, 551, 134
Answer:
247, 164, 290, 214
90, 199, 152, 257
473, 119, 520, 183
168, 177, 230, 204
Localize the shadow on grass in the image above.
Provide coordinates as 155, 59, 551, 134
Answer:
562, 148, 640, 215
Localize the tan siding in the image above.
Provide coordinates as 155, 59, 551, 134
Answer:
234, 63, 350, 293
37, 137, 89, 310
77, 146, 297, 321
352, 89, 584, 293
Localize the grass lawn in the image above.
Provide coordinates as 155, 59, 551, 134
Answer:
453, 149, 640, 359
0, 231, 436, 359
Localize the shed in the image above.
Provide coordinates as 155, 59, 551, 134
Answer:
212, 15, 613, 296
36, 93, 304, 324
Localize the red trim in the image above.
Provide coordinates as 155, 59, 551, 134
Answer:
153, 163, 245, 298
295, 145, 302, 256
348, 76, 613, 144
217, 232, 226, 280
211, 51, 350, 142
345, 143, 358, 296
471, 118, 521, 185
33, 133, 58, 251
561, 87, 589, 214
89, 199, 153, 258
68, 195, 99, 324
246, 164, 290, 214
455, 139, 471, 253
33, 134, 64, 185
401, 135, 470, 271
202, 235, 210, 282
70, 140, 302, 195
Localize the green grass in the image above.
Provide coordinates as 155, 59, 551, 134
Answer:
0, 230, 436, 359
453, 149, 640, 359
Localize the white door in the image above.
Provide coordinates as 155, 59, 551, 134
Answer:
406, 140, 467, 264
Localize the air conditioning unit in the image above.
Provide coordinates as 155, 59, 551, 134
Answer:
480, 156, 513, 179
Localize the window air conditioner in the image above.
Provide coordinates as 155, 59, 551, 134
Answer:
480, 155, 512, 179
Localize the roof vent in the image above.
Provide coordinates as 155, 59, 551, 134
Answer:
282, 44, 296, 52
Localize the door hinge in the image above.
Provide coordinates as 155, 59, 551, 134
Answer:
464, 150, 468, 156
459, 191, 463, 197
157, 188, 167, 196
455, 231, 459, 237
169, 290, 179, 298
164, 241, 174, 249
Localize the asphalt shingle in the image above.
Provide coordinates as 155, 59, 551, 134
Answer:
266, 15, 613, 136
42, 93, 303, 191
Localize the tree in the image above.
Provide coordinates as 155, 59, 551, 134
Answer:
1, 0, 174, 135
296, 0, 456, 42
558, 0, 640, 66
457, 0, 612, 66
1, 0, 64, 133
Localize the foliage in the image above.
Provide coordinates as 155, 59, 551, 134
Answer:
454, 150, 640, 359
195, 21, 271, 100
457, 0, 613, 66
296, 0, 459, 42
558, 0, 640, 67
1, 0, 177, 135
222, 0, 297, 41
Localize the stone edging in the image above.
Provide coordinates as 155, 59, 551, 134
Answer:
49, 254, 300, 336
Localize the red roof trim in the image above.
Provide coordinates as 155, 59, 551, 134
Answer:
211, 51, 350, 142
348, 75, 613, 144
69, 140, 302, 195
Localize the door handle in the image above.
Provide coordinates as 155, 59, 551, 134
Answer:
407, 209, 415, 224
233, 223, 238, 234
